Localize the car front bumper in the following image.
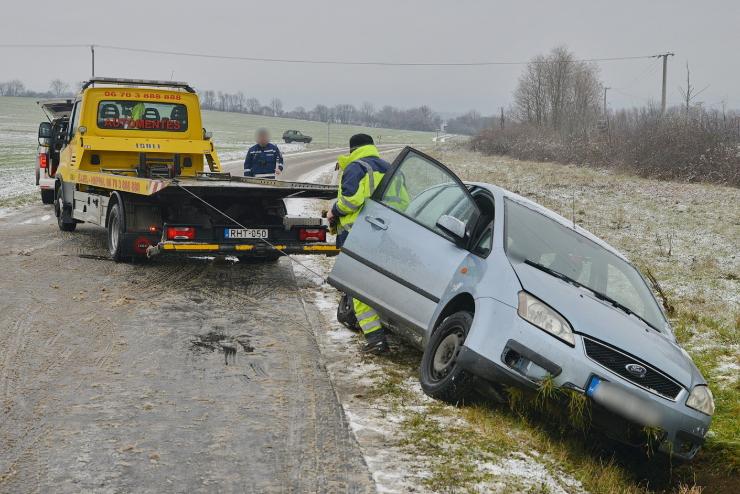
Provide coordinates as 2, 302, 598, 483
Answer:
459, 297, 711, 460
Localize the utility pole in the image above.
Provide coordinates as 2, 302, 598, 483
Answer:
500, 107, 505, 129
327, 120, 330, 149
90, 44, 95, 78
656, 52, 674, 115
603, 87, 610, 116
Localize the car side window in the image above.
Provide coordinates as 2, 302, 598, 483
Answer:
380, 151, 478, 240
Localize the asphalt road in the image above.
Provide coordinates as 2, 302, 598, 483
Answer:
0, 147, 401, 493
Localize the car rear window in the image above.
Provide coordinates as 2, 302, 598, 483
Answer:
97, 100, 188, 132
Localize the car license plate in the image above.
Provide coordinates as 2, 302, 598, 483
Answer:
586, 376, 601, 397
224, 228, 268, 239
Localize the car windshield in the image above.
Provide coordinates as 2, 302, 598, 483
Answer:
97, 100, 188, 132
504, 199, 667, 331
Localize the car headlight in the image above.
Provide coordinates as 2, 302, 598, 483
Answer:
517, 291, 575, 346
686, 385, 715, 416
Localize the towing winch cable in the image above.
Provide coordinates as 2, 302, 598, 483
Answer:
173, 181, 327, 283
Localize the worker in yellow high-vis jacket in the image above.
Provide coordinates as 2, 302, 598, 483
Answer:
327, 134, 403, 354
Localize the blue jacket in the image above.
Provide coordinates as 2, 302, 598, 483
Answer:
244, 143, 284, 177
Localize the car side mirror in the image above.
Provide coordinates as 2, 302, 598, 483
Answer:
38, 122, 53, 143
436, 214, 467, 241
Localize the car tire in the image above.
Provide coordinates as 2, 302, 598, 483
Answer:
284, 139, 292, 144
55, 185, 77, 232
420, 311, 475, 403
107, 203, 126, 262
337, 292, 360, 331
40, 189, 54, 204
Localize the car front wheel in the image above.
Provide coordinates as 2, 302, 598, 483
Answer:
420, 311, 475, 403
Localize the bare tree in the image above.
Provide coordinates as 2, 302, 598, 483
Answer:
245, 97, 260, 114
200, 90, 216, 109
1, 79, 26, 97
49, 79, 69, 96
360, 101, 376, 124
678, 63, 709, 121
270, 98, 283, 116
513, 46, 601, 133
233, 91, 246, 113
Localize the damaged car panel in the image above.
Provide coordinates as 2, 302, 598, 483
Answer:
327, 146, 713, 460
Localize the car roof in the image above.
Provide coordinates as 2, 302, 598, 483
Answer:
468, 182, 629, 261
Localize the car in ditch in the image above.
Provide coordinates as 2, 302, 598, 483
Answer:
328, 146, 714, 460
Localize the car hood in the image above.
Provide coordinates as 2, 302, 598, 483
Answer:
511, 262, 701, 388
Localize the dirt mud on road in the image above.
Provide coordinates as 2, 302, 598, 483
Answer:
0, 204, 373, 493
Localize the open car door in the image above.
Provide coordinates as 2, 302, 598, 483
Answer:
328, 147, 480, 333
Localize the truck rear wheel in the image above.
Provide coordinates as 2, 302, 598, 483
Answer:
55, 187, 76, 232
107, 203, 126, 262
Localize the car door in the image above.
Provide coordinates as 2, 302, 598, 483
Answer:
328, 147, 480, 333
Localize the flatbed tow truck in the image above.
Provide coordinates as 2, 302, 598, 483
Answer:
41, 77, 339, 262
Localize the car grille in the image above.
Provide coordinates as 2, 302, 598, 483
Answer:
583, 337, 682, 400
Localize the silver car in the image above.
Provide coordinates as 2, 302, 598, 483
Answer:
328, 147, 714, 460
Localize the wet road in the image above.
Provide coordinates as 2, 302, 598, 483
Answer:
0, 147, 400, 493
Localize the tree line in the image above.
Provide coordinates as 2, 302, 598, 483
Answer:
0, 78, 443, 133
198, 90, 442, 132
0, 79, 74, 98
471, 46, 740, 186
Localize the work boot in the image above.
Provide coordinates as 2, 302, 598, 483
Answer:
362, 329, 389, 355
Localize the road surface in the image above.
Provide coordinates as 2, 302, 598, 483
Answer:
0, 146, 400, 493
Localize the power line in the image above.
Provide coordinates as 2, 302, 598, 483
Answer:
0, 42, 661, 67
0, 43, 90, 48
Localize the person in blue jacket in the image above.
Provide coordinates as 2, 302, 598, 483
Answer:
244, 128, 284, 178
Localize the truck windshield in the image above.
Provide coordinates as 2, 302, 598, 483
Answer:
97, 100, 188, 132
504, 198, 667, 331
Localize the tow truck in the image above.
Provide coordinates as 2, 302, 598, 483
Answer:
41, 77, 339, 262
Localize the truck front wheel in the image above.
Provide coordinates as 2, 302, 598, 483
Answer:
107, 203, 125, 262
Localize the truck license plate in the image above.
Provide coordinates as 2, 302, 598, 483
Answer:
224, 228, 268, 239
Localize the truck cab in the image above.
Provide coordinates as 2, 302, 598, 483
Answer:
47, 78, 335, 262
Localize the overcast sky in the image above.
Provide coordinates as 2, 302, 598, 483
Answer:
1, 0, 738, 115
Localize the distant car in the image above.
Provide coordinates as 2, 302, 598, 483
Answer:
36, 99, 73, 204
329, 146, 713, 460
282, 130, 312, 144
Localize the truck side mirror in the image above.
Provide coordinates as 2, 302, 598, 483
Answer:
38, 122, 53, 141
